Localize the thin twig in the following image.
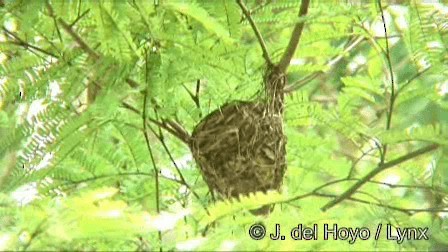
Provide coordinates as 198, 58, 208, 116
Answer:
378, 0, 395, 162
22, 220, 47, 250
2, 27, 59, 59
46, 2, 102, 104
395, 67, 430, 97
57, 17, 100, 60
45, 0, 63, 43
250, 0, 273, 16
69, 9, 91, 27
367, 180, 447, 194
284, 36, 365, 93
59, 171, 183, 187
142, 49, 162, 246
120, 101, 191, 144
48, 1, 98, 60
319, 192, 448, 215
236, 0, 272, 66
277, 0, 310, 72
285, 190, 448, 216
124, 79, 190, 144
149, 124, 206, 212
346, 145, 379, 178
164, 120, 191, 143
310, 177, 447, 196
182, 82, 201, 111
321, 144, 439, 211
314, 192, 413, 215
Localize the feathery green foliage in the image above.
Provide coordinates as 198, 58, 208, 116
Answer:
0, 0, 447, 251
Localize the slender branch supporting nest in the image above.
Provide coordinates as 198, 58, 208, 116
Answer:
189, 0, 312, 215
277, 0, 310, 73
236, 0, 310, 72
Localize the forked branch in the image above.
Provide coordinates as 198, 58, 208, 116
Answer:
236, 0, 311, 72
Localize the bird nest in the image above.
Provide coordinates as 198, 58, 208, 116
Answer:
189, 100, 287, 206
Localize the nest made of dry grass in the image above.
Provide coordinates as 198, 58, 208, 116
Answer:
189, 99, 287, 200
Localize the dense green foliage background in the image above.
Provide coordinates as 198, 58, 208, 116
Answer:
0, 0, 447, 251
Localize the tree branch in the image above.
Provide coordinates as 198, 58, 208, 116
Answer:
377, 0, 395, 164
57, 17, 100, 60
69, 9, 91, 27
164, 120, 191, 143
2, 26, 59, 59
395, 67, 430, 97
277, 0, 310, 73
378, 0, 395, 132
122, 80, 192, 144
317, 192, 448, 215
141, 83, 163, 246
236, 0, 272, 66
47, 2, 99, 60
321, 144, 439, 212
148, 125, 203, 204
120, 100, 191, 145
59, 171, 183, 187
315, 192, 413, 215
48, 2, 102, 104
285, 190, 448, 216
124, 78, 191, 145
